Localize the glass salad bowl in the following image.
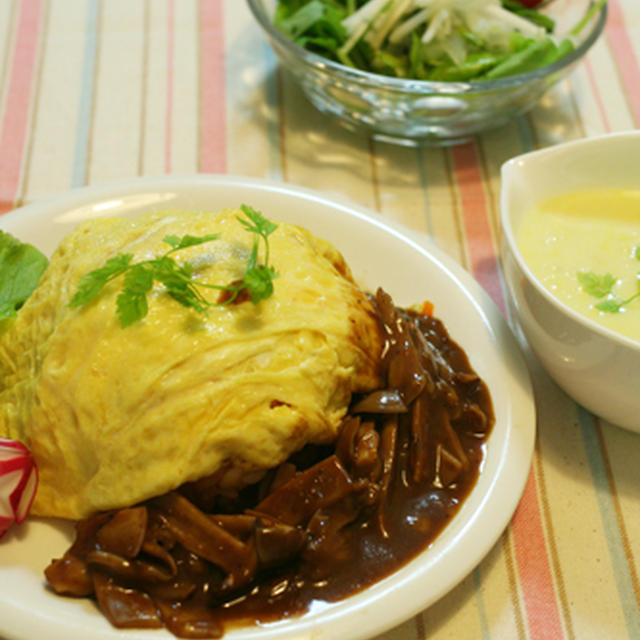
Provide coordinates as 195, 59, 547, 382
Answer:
247, 0, 607, 145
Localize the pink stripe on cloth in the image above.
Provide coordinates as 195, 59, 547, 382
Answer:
0, 0, 43, 215
199, 0, 226, 173
450, 143, 565, 640
512, 468, 565, 640
606, 0, 640, 126
450, 144, 503, 313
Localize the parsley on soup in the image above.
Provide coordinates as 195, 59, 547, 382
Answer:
516, 188, 640, 343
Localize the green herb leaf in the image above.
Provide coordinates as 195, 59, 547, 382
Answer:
244, 265, 278, 304
69, 208, 279, 326
153, 256, 209, 313
238, 204, 279, 272
116, 263, 154, 327
68, 253, 133, 308
0, 231, 49, 321
238, 204, 278, 239
579, 263, 640, 314
596, 291, 640, 314
595, 299, 623, 313
163, 233, 219, 251
577, 271, 617, 299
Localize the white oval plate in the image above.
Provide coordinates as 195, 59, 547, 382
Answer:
0, 175, 535, 640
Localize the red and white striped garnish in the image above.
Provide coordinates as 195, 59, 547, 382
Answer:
0, 438, 38, 538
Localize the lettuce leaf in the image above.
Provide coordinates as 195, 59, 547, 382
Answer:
0, 230, 48, 321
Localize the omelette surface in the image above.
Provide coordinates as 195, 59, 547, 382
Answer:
0, 209, 382, 519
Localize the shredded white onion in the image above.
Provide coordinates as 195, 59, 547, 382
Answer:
342, 0, 547, 59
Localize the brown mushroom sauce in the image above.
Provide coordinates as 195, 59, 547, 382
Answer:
45, 289, 494, 639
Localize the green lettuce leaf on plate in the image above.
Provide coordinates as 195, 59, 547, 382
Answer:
0, 230, 48, 322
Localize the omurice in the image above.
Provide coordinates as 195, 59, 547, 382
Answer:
0, 207, 383, 519
0, 207, 494, 638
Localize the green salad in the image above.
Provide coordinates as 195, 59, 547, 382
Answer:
274, 0, 606, 81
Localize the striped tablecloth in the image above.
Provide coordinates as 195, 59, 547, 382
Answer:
0, 1, 639, 639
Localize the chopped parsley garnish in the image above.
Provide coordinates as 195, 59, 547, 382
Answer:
576, 271, 617, 300
577, 246, 640, 314
68, 205, 279, 327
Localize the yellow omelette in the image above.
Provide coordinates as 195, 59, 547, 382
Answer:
0, 208, 382, 519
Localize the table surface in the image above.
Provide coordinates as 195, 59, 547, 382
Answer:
0, 1, 639, 639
